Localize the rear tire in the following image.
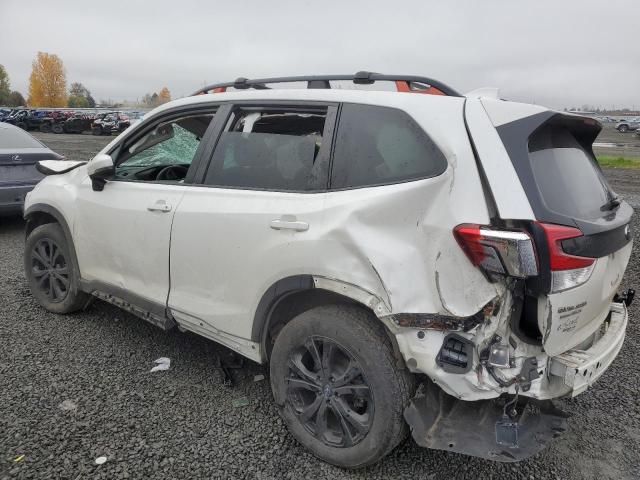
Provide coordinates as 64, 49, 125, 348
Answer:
270, 305, 414, 468
91, 126, 102, 136
618, 124, 629, 133
51, 123, 64, 134
39, 123, 52, 133
24, 223, 89, 314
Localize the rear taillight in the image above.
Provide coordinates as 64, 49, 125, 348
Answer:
453, 224, 538, 278
537, 222, 595, 293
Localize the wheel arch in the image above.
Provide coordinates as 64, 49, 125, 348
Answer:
24, 203, 82, 280
254, 275, 404, 367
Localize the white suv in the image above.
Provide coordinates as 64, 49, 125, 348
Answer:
24, 73, 634, 468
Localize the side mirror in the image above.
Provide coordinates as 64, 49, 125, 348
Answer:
88, 153, 115, 191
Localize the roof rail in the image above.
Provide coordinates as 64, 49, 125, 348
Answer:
191, 71, 461, 97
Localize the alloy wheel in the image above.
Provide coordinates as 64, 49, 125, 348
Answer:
31, 238, 70, 303
285, 336, 374, 448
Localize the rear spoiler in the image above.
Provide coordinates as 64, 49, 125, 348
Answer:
36, 160, 86, 175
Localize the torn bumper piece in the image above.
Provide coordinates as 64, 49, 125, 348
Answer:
404, 382, 568, 462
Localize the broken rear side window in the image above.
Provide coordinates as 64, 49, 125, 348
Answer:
204, 108, 327, 191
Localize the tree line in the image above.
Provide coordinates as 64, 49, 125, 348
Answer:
0, 52, 172, 109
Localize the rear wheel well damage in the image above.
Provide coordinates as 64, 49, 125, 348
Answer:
256, 277, 405, 367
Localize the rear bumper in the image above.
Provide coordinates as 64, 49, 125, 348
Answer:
548, 302, 627, 397
0, 184, 35, 215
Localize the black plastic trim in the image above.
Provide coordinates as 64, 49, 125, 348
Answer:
251, 275, 314, 343
562, 221, 632, 258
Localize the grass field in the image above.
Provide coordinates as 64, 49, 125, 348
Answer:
597, 156, 640, 169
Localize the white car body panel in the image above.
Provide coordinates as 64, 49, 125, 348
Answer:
464, 98, 535, 221
74, 177, 186, 308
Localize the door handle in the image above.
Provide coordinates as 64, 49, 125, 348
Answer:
147, 200, 172, 212
270, 218, 309, 232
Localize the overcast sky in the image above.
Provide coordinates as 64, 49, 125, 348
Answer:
1, 0, 638, 109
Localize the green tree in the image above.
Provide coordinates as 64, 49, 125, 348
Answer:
68, 82, 95, 108
68, 95, 90, 108
7, 91, 25, 107
0, 65, 11, 105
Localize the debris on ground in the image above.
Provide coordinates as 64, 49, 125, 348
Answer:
13, 455, 25, 463
253, 374, 265, 382
95, 456, 107, 465
150, 357, 171, 372
232, 397, 250, 408
58, 399, 77, 411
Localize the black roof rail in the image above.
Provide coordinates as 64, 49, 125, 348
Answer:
191, 71, 461, 97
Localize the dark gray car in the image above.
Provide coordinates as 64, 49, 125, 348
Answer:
0, 122, 63, 215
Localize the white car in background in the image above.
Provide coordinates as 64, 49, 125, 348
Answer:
23, 72, 634, 468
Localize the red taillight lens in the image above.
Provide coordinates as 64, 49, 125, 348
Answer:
453, 224, 486, 266
536, 223, 595, 271
453, 224, 538, 278
537, 222, 596, 293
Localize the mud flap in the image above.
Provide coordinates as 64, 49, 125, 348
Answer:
404, 381, 569, 462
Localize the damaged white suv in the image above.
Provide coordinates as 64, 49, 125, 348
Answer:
24, 73, 634, 468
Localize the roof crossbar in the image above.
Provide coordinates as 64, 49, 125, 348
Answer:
192, 71, 461, 97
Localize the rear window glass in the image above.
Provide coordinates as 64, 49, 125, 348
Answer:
0, 125, 43, 149
330, 104, 447, 189
528, 126, 611, 220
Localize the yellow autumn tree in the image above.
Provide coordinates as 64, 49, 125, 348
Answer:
28, 52, 67, 107
158, 87, 171, 104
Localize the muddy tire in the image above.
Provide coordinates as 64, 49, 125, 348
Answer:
24, 223, 89, 314
618, 124, 629, 133
51, 123, 64, 134
39, 123, 52, 133
270, 305, 414, 468
16, 122, 27, 130
91, 126, 102, 136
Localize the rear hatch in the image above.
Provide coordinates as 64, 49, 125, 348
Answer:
488, 107, 633, 356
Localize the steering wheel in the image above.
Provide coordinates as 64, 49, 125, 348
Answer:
156, 165, 188, 181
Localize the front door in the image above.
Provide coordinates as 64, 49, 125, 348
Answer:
74, 108, 218, 312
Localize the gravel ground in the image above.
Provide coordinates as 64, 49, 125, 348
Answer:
0, 134, 639, 479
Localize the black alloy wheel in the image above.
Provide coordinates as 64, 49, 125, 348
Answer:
286, 336, 374, 448
30, 237, 70, 303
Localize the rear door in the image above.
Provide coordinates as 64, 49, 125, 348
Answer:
475, 100, 633, 355
168, 102, 336, 344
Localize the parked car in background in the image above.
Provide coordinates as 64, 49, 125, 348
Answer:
63, 113, 95, 134
91, 112, 130, 135
23, 72, 634, 468
616, 117, 640, 132
0, 122, 63, 215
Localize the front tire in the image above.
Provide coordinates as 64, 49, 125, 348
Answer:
51, 123, 64, 134
270, 305, 414, 468
618, 124, 629, 133
24, 223, 89, 314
